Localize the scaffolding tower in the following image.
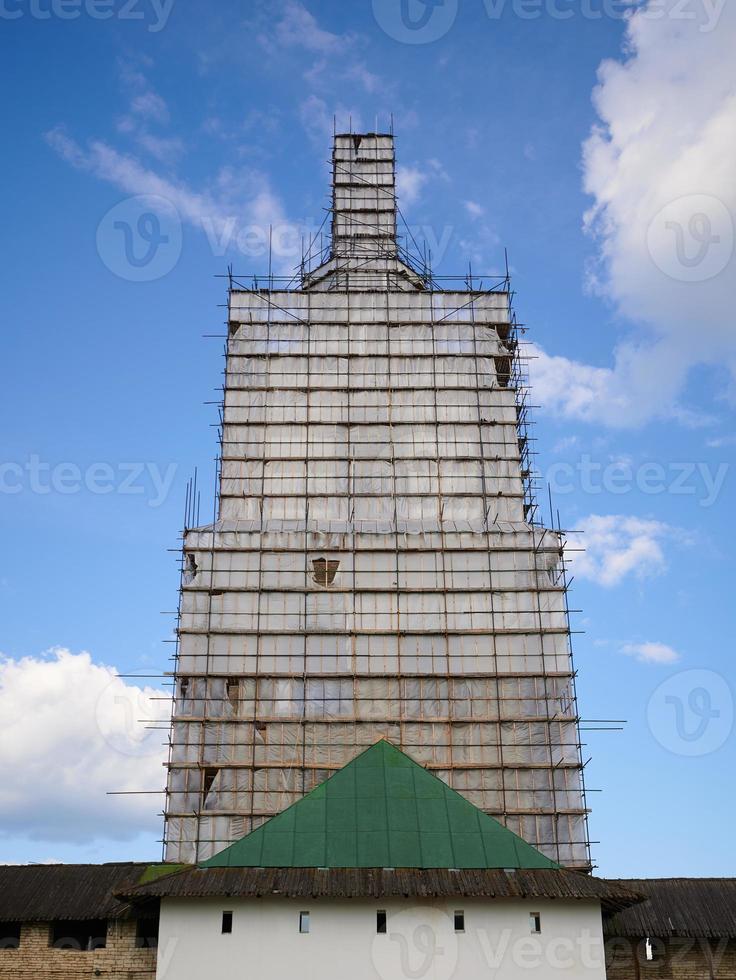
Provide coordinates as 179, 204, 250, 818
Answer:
162, 133, 592, 870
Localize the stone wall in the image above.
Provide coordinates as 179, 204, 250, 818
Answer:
0, 919, 156, 980
606, 936, 736, 979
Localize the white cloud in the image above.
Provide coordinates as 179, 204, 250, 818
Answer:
464, 200, 485, 219
552, 435, 580, 454
569, 514, 681, 587
130, 91, 169, 124
621, 641, 681, 665
298, 95, 365, 147
45, 127, 303, 271
46, 127, 235, 232
260, 0, 349, 54
133, 131, 185, 164
706, 434, 736, 449
395, 160, 449, 209
527, 341, 710, 428
305, 60, 388, 98
0, 649, 168, 843
396, 165, 430, 207
345, 62, 385, 95
579, 0, 736, 425
45, 53, 348, 274
113, 60, 183, 163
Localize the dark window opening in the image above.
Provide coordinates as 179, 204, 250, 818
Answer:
226, 678, 240, 712
0, 923, 21, 950
311, 558, 340, 586
50, 920, 107, 951
494, 355, 512, 387
180, 677, 191, 700
221, 912, 233, 935
299, 911, 310, 934
454, 911, 465, 933
135, 917, 159, 949
530, 913, 541, 935
202, 768, 218, 803
376, 910, 387, 934
184, 553, 198, 584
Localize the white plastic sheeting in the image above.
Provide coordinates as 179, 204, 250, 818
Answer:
164, 137, 589, 868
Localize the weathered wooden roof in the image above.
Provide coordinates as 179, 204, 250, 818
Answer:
122, 866, 640, 915
605, 879, 736, 939
0, 863, 151, 922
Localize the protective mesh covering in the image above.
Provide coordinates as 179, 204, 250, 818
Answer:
163, 134, 590, 869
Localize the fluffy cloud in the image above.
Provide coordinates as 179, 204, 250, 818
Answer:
464, 200, 486, 219
45, 125, 308, 272
0, 649, 168, 843
621, 641, 681, 665
396, 165, 430, 207
46, 126, 285, 239
526, 341, 707, 427
129, 90, 170, 125
113, 60, 184, 164
575, 0, 736, 426
396, 160, 448, 209
298, 95, 365, 146
260, 0, 349, 54
569, 514, 682, 587
44, 57, 308, 271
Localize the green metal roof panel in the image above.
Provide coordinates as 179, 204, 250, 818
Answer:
201, 741, 560, 871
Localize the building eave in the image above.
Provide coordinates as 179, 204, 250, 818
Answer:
120, 866, 641, 916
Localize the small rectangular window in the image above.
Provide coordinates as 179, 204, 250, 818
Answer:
203, 768, 218, 803
226, 678, 240, 712
312, 558, 340, 586
222, 912, 233, 935
530, 913, 541, 935
454, 911, 465, 933
377, 910, 387, 934
299, 911, 310, 934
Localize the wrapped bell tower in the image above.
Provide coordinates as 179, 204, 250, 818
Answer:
163, 133, 591, 870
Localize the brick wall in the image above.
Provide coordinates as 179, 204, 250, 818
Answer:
0, 920, 156, 980
606, 936, 736, 979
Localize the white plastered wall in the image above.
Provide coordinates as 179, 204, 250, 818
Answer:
156, 897, 608, 980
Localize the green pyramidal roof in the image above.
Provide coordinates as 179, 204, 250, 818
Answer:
202, 741, 559, 871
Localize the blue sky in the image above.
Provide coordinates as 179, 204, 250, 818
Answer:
1, 0, 734, 876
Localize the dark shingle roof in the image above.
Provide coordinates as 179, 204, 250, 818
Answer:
123, 866, 641, 915
605, 879, 736, 939
0, 863, 153, 922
